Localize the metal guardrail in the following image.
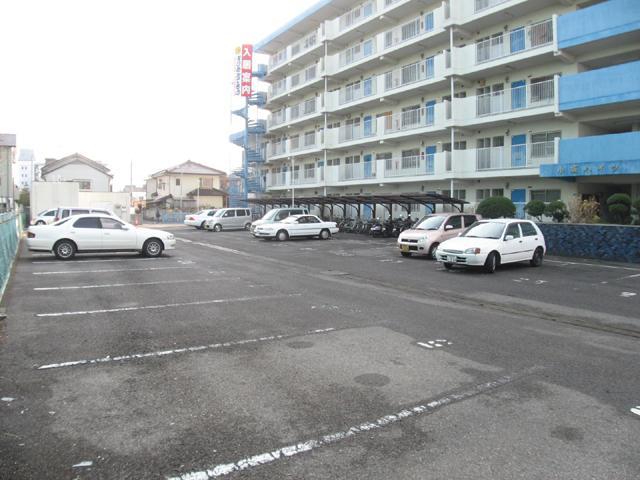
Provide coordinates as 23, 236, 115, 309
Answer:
0, 212, 22, 300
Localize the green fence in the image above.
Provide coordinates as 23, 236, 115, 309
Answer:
0, 212, 21, 300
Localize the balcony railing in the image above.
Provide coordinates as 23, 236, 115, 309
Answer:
339, 1, 376, 32
385, 57, 436, 91
338, 162, 376, 181
339, 77, 377, 105
474, 0, 509, 13
384, 105, 437, 134
475, 141, 555, 170
473, 79, 555, 118
270, 49, 288, 69
339, 38, 376, 68
338, 122, 377, 143
268, 61, 323, 101
475, 19, 553, 64
384, 155, 435, 178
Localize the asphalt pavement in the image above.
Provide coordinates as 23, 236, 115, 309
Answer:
1, 226, 639, 479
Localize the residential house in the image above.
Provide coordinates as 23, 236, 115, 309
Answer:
40, 153, 113, 192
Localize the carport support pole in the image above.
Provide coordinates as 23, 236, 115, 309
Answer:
291, 157, 295, 208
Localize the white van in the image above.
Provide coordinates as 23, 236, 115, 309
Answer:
54, 206, 116, 222
204, 208, 253, 232
250, 208, 309, 235
31, 208, 58, 225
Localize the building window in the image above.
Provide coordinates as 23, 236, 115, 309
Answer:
531, 131, 561, 158
175, 178, 181, 186
443, 189, 466, 200
530, 189, 561, 202
476, 188, 504, 201
74, 179, 91, 190
200, 177, 213, 188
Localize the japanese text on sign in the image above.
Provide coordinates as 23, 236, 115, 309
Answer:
240, 44, 253, 97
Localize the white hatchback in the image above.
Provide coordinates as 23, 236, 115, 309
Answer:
26, 215, 176, 259
435, 219, 546, 273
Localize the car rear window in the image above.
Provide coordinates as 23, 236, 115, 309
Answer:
463, 215, 478, 227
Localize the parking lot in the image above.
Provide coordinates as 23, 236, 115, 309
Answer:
1, 227, 639, 479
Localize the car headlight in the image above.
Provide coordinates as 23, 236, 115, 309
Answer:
166, 234, 175, 240
464, 247, 481, 254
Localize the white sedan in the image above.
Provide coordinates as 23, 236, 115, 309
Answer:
184, 209, 218, 229
26, 214, 176, 259
435, 219, 546, 273
254, 214, 338, 241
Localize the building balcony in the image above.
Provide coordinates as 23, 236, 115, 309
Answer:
558, 60, 640, 114
557, 0, 640, 52
540, 131, 640, 178
325, 53, 449, 114
451, 18, 555, 78
452, 77, 557, 127
266, 131, 324, 161
266, 28, 324, 79
444, 0, 560, 31
267, 96, 323, 131
454, 142, 555, 175
266, 60, 324, 106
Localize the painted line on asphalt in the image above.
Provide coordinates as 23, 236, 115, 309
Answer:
631, 406, 640, 417
417, 340, 453, 350
166, 370, 533, 480
31, 257, 177, 265
36, 293, 301, 317
546, 259, 640, 272
36, 328, 336, 370
32, 266, 191, 276
33, 279, 211, 291
176, 237, 248, 256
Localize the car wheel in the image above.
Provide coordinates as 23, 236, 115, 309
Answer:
401, 252, 411, 257
443, 262, 453, 270
244, 222, 252, 231
484, 252, 499, 274
276, 230, 289, 242
199, 221, 206, 230
36, 220, 45, 225
54, 240, 76, 260
530, 247, 544, 267
428, 243, 439, 259
143, 238, 163, 257
213, 224, 222, 232
319, 229, 331, 240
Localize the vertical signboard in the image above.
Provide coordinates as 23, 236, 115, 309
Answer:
240, 44, 253, 97
232, 46, 242, 96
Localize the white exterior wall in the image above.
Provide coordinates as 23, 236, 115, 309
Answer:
258, 0, 631, 212
78, 192, 130, 221
150, 174, 223, 199
42, 163, 111, 192
30, 181, 79, 219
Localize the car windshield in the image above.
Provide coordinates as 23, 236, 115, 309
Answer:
461, 221, 506, 239
262, 210, 279, 221
213, 210, 224, 217
413, 215, 445, 230
194, 211, 204, 216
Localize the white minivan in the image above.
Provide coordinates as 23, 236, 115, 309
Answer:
53, 206, 116, 222
31, 208, 58, 225
204, 208, 253, 232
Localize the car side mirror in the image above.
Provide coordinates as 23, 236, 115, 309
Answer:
445, 224, 454, 230
504, 235, 514, 241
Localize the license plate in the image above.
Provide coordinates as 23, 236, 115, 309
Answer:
401, 244, 409, 252
447, 255, 456, 262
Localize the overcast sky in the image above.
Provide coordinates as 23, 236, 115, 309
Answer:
0, 0, 318, 189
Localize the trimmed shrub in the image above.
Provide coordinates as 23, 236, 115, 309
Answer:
544, 200, 568, 223
524, 200, 545, 221
476, 196, 516, 219
632, 198, 640, 225
607, 193, 631, 224
569, 197, 600, 224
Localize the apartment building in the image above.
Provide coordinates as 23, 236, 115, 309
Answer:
254, 0, 640, 218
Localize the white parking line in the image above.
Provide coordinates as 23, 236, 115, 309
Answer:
31, 257, 176, 264
36, 293, 301, 317
546, 259, 640, 272
32, 266, 191, 276
166, 372, 522, 480
36, 328, 336, 370
34, 279, 210, 291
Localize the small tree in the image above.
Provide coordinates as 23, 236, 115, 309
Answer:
524, 200, 545, 221
476, 196, 516, 219
568, 197, 600, 224
606, 193, 631, 224
631, 198, 640, 225
18, 189, 30, 207
544, 200, 568, 223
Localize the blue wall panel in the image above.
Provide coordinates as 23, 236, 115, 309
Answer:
558, 0, 640, 49
559, 60, 640, 111
538, 223, 640, 263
